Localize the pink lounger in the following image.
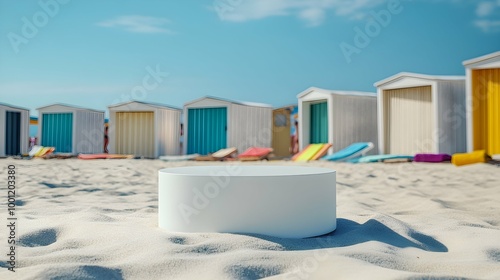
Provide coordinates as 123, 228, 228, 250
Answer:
414, 153, 451, 163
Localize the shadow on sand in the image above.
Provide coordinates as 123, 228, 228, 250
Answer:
247, 218, 448, 253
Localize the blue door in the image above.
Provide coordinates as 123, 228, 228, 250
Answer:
187, 108, 227, 154
42, 113, 73, 153
5, 111, 21, 155
310, 102, 328, 144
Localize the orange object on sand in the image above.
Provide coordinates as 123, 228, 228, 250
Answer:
78, 154, 133, 160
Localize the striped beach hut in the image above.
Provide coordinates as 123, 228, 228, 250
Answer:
183, 96, 272, 155
297, 87, 378, 154
375, 73, 466, 155
0, 103, 30, 157
108, 101, 181, 158
37, 104, 104, 154
463, 51, 500, 157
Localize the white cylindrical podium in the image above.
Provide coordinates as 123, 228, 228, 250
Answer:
158, 166, 336, 238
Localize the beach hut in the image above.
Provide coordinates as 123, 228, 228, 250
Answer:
183, 96, 272, 155
375, 72, 466, 155
297, 87, 378, 154
0, 103, 30, 157
463, 51, 500, 157
108, 101, 181, 158
272, 105, 296, 157
37, 103, 104, 154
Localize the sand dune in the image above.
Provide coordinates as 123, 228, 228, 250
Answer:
1, 159, 499, 279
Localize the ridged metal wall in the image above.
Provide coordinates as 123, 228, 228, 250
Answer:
75, 110, 105, 154
41, 113, 73, 153
229, 104, 272, 154
156, 108, 181, 156
115, 112, 155, 158
436, 80, 467, 154
472, 68, 500, 155
383, 86, 433, 154
187, 108, 227, 154
5, 111, 21, 155
330, 94, 378, 153
310, 102, 328, 144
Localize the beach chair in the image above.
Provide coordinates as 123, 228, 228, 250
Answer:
350, 154, 414, 163
237, 147, 273, 161
292, 143, 332, 162
159, 154, 200, 162
322, 142, 373, 162
195, 147, 237, 161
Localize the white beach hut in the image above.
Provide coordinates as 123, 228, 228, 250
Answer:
375, 72, 466, 155
37, 103, 105, 154
463, 51, 500, 156
183, 96, 272, 155
108, 101, 181, 158
0, 103, 30, 157
297, 87, 378, 154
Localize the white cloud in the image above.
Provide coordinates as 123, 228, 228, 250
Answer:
97, 15, 173, 34
212, 0, 500, 33
299, 8, 326, 27
212, 0, 386, 26
473, 1, 500, 32
475, 19, 500, 32
476, 1, 496, 17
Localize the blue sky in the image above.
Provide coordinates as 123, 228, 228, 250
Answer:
0, 0, 499, 116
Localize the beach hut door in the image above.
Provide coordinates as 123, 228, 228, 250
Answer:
187, 108, 227, 154
42, 113, 73, 153
272, 109, 291, 156
5, 111, 21, 155
310, 102, 328, 144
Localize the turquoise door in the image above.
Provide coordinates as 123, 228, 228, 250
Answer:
187, 108, 227, 154
310, 102, 328, 144
5, 111, 21, 155
42, 113, 73, 153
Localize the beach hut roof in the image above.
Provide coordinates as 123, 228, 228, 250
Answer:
274, 104, 297, 110
374, 72, 465, 88
463, 51, 500, 69
36, 103, 104, 113
0, 102, 29, 111
184, 96, 272, 108
108, 100, 181, 111
297, 87, 376, 99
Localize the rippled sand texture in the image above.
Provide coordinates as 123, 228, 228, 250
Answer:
0, 159, 499, 280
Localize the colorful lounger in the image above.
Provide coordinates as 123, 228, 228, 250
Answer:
414, 153, 451, 163
322, 142, 373, 162
195, 147, 237, 161
292, 144, 332, 162
238, 147, 273, 161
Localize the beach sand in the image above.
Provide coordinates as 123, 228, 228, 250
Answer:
1, 159, 499, 279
